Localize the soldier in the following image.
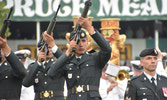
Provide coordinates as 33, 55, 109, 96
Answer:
46, 16, 112, 100
23, 32, 65, 100
15, 49, 35, 100
130, 60, 143, 77
0, 35, 27, 99
124, 48, 167, 100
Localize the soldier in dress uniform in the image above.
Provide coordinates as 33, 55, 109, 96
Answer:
15, 49, 35, 100
45, 16, 112, 100
22, 31, 65, 100
0, 35, 27, 100
124, 48, 167, 100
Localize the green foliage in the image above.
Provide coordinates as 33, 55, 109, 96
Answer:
0, 2, 11, 37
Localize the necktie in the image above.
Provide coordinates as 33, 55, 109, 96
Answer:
76, 58, 80, 62
151, 77, 156, 90
43, 62, 47, 69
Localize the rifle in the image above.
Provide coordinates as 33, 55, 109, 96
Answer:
70, 0, 92, 52
37, 4, 61, 62
0, 7, 13, 62
0, 7, 13, 38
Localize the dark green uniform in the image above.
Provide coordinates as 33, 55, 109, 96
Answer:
124, 73, 167, 100
23, 49, 65, 100
0, 51, 27, 100
48, 30, 112, 100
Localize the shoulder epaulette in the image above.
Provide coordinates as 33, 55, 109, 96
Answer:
130, 75, 140, 81
160, 75, 167, 79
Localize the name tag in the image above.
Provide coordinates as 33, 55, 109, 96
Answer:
140, 87, 147, 90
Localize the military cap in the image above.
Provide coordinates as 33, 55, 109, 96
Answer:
139, 48, 158, 57
130, 60, 143, 71
69, 29, 87, 41
14, 49, 31, 60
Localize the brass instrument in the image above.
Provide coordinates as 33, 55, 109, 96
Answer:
106, 69, 130, 91
116, 70, 130, 81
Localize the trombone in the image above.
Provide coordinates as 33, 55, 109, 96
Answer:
106, 70, 130, 91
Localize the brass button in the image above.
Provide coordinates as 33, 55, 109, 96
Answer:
45, 74, 47, 76
44, 82, 47, 84
143, 93, 146, 95
77, 76, 80, 78
79, 94, 81, 97
5, 76, 8, 79
4, 62, 7, 65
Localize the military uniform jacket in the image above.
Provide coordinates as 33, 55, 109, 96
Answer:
48, 30, 112, 100
0, 51, 26, 100
23, 50, 65, 100
124, 73, 167, 100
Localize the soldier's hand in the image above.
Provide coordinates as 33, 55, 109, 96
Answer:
0, 35, 7, 48
156, 47, 162, 59
43, 31, 55, 48
0, 35, 11, 55
78, 16, 94, 35
38, 46, 46, 63
66, 35, 76, 56
107, 78, 118, 93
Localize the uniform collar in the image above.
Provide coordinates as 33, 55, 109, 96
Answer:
76, 55, 82, 59
144, 72, 157, 84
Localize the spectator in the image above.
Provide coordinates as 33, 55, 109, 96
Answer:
144, 26, 152, 38
125, 26, 134, 38
135, 27, 144, 38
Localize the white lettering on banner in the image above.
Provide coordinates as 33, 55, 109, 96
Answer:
52, 0, 61, 14
71, 0, 84, 16
97, 0, 121, 16
161, 0, 167, 15
3, 0, 13, 9
57, 0, 71, 17
2, 0, 167, 20
13, 0, 34, 17
122, 0, 140, 16
97, 0, 166, 17
148, 0, 160, 16
35, 0, 52, 17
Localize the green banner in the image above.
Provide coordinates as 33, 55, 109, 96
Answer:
2, 0, 167, 21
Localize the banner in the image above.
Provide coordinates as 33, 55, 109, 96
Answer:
2, 0, 167, 21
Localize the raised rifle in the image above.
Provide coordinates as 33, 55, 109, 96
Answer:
70, 0, 92, 52
0, 7, 13, 38
0, 7, 13, 61
37, 4, 61, 62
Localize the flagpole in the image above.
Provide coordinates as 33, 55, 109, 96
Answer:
36, 21, 40, 54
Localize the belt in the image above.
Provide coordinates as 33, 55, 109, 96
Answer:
68, 85, 99, 95
35, 90, 64, 99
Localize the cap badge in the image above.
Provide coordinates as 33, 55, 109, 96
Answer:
81, 32, 85, 37
154, 49, 158, 55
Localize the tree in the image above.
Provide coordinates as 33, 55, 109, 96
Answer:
0, 1, 11, 37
